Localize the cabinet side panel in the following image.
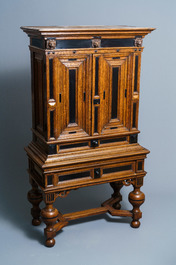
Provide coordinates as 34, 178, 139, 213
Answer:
32, 52, 46, 138
131, 52, 142, 131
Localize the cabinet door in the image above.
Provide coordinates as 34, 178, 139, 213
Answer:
47, 54, 91, 140
92, 53, 133, 136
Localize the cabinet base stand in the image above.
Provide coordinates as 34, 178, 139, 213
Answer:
28, 179, 145, 247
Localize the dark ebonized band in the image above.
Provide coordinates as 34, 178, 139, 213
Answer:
101, 38, 135, 47
134, 55, 139, 92
95, 57, 99, 95
48, 144, 57, 154
47, 175, 53, 186
59, 171, 90, 182
129, 134, 138, 143
103, 165, 132, 174
132, 102, 137, 128
94, 107, 98, 133
54, 38, 135, 49
32, 37, 138, 49
112, 67, 119, 119
50, 111, 54, 138
100, 137, 127, 144
56, 39, 92, 49
69, 69, 76, 123
49, 59, 53, 99
138, 161, 143, 171
60, 142, 88, 149
31, 38, 44, 49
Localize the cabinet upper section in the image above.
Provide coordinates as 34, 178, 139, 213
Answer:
21, 26, 155, 50
21, 26, 155, 147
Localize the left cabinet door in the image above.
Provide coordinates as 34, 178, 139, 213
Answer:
46, 54, 91, 141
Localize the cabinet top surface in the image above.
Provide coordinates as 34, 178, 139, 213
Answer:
21, 25, 154, 30
21, 25, 155, 37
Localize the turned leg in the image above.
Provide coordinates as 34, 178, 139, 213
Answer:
110, 181, 123, 210
41, 198, 59, 247
128, 177, 145, 228
28, 177, 43, 226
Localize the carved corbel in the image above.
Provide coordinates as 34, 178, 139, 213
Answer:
122, 179, 135, 186
57, 190, 71, 198
46, 39, 56, 49
134, 37, 143, 47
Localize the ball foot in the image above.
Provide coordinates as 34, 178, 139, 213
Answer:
45, 238, 55, 247
131, 220, 140, 228
32, 218, 41, 226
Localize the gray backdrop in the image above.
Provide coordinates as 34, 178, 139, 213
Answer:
0, 0, 176, 264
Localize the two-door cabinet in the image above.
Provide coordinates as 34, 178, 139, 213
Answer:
21, 26, 154, 247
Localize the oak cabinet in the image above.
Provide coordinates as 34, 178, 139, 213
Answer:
21, 26, 154, 247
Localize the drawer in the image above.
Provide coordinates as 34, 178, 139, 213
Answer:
44, 161, 136, 190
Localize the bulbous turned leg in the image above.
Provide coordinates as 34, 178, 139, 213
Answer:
129, 178, 145, 228
28, 177, 43, 226
41, 203, 59, 247
110, 181, 123, 210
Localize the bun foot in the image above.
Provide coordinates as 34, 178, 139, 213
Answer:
131, 220, 140, 228
45, 238, 55, 247
32, 218, 41, 226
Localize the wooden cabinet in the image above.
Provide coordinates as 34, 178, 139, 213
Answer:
21, 26, 155, 247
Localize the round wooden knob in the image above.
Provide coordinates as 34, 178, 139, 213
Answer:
95, 169, 100, 177
92, 140, 98, 147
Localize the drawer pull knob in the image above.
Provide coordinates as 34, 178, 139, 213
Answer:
94, 168, 101, 178
91, 140, 99, 147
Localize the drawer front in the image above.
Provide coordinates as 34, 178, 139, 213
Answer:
44, 161, 137, 189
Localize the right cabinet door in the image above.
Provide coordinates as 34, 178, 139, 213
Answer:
92, 52, 133, 136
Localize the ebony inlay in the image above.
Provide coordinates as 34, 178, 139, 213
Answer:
112, 67, 119, 119
134, 56, 139, 92
69, 69, 76, 123
101, 38, 135, 47
103, 165, 132, 174
49, 59, 53, 99
138, 161, 143, 171
129, 134, 138, 143
94, 107, 98, 133
47, 175, 53, 186
56, 39, 92, 49
100, 137, 127, 144
95, 57, 99, 95
59, 171, 90, 182
133, 102, 137, 128
31, 38, 43, 49
48, 144, 57, 154
53, 38, 135, 49
50, 111, 54, 138
60, 142, 88, 149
